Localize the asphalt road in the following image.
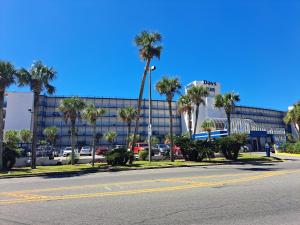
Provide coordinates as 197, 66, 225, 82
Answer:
1, 155, 300, 225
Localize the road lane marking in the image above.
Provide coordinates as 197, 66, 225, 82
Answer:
0, 169, 299, 205
0, 172, 261, 195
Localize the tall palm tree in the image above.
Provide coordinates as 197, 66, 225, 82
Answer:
118, 107, 137, 149
178, 94, 193, 138
201, 120, 215, 141
19, 129, 32, 150
0, 61, 17, 170
187, 86, 209, 136
105, 131, 117, 150
156, 77, 181, 162
82, 104, 106, 167
284, 102, 300, 140
43, 126, 58, 151
214, 92, 240, 136
18, 60, 56, 169
95, 132, 103, 146
132, 31, 163, 152
58, 97, 85, 165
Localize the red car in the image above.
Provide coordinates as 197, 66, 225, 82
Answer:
95, 146, 109, 155
131, 143, 149, 154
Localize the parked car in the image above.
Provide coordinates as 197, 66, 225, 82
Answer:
36, 146, 56, 159
114, 145, 125, 149
132, 143, 149, 154
80, 146, 92, 156
95, 146, 109, 155
166, 144, 182, 155
63, 147, 78, 157
152, 144, 169, 156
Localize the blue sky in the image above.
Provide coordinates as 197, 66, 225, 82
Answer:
1, 0, 299, 110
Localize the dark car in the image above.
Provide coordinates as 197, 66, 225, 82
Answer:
95, 146, 109, 155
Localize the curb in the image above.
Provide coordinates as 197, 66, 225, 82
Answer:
0, 158, 282, 179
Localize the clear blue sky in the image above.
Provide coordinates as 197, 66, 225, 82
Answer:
1, 0, 299, 110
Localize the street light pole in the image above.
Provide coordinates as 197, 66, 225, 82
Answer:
148, 65, 156, 163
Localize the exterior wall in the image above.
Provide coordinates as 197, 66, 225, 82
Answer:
36, 96, 181, 148
231, 106, 286, 130
4, 92, 33, 131
184, 80, 225, 134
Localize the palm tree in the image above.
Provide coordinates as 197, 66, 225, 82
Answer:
43, 126, 58, 151
156, 77, 181, 162
178, 94, 193, 138
18, 60, 56, 169
132, 31, 162, 152
82, 104, 106, 167
58, 97, 85, 165
95, 132, 103, 146
284, 102, 300, 140
187, 86, 209, 136
201, 120, 215, 141
19, 129, 32, 151
0, 61, 17, 170
105, 131, 117, 150
214, 92, 240, 136
118, 107, 137, 149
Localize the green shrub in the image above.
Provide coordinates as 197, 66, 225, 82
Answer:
281, 141, 300, 154
214, 133, 247, 160
138, 150, 148, 161
106, 148, 130, 166
194, 140, 215, 160
174, 136, 195, 161
2, 145, 20, 170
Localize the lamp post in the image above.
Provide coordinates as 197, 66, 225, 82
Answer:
148, 65, 156, 163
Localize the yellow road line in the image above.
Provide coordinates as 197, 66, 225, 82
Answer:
0, 172, 260, 195
0, 169, 298, 205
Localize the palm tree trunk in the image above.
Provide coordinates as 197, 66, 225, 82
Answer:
193, 105, 200, 136
227, 113, 231, 136
188, 110, 192, 139
92, 124, 96, 167
0, 90, 4, 170
127, 122, 131, 150
208, 131, 211, 142
132, 59, 151, 152
71, 121, 76, 165
31, 91, 40, 169
168, 100, 174, 162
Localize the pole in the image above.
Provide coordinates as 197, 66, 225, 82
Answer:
148, 68, 152, 163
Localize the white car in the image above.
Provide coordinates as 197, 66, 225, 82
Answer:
80, 146, 92, 156
63, 147, 78, 157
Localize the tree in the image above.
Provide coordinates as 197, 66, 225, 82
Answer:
58, 97, 85, 165
95, 132, 103, 146
105, 131, 117, 150
214, 92, 240, 136
284, 102, 300, 140
43, 126, 58, 150
151, 136, 159, 145
132, 31, 162, 153
118, 107, 137, 149
128, 134, 140, 147
4, 130, 20, 149
201, 120, 215, 141
178, 94, 193, 138
18, 60, 56, 169
0, 61, 17, 170
19, 129, 32, 152
19, 129, 32, 144
82, 104, 106, 167
187, 86, 209, 135
156, 77, 181, 162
